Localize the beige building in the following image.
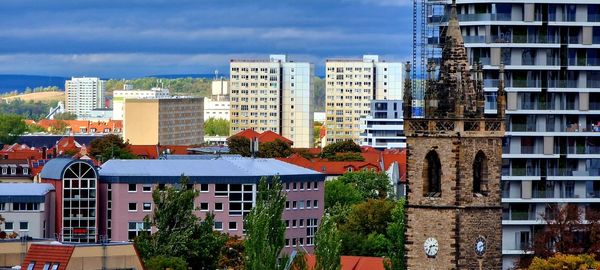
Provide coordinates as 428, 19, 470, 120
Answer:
230, 55, 314, 148
123, 97, 204, 145
325, 55, 403, 145
112, 84, 170, 120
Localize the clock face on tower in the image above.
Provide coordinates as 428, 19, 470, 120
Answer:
423, 237, 439, 257
475, 236, 486, 256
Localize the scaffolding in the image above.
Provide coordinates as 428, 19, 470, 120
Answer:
413, 0, 448, 117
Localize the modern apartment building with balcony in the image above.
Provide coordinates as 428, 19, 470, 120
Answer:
359, 100, 406, 149
229, 55, 314, 148
324, 55, 404, 146
425, 1, 600, 268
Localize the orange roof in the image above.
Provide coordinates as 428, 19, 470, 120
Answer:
21, 244, 75, 270
33, 119, 122, 134
278, 154, 381, 175
128, 145, 193, 159
304, 254, 385, 270
232, 129, 293, 145
382, 149, 407, 183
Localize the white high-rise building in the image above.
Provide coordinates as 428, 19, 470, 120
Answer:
112, 84, 170, 120
324, 55, 404, 145
65, 77, 106, 118
229, 55, 314, 148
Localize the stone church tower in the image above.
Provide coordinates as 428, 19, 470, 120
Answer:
403, 0, 506, 269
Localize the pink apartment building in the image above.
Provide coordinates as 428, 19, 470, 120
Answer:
40, 157, 325, 252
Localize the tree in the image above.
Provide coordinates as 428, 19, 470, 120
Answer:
244, 176, 287, 270
384, 198, 406, 270
336, 171, 393, 200
258, 139, 292, 158
320, 140, 361, 159
0, 114, 27, 144
528, 253, 599, 270
145, 256, 188, 270
219, 235, 245, 270
27, 123, 46, 133
227, 136, 251, 157
338, 199, 396, 256
315, 214, 342, 270
324, 179, 362, 209
53, 112, 78, 120
327, 152, 365, 161
204, 118, 230, 136
134, 176, 226, 270
90, 134, 136, 161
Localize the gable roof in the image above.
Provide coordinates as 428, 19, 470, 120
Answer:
278, 154, 381, 175
21, 243, 75, 270
232, 129, 293, 145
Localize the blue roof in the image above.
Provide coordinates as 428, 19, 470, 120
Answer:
18, 135, 102, 148
40, 158, 94, 180
99, 157, 325, 184
0, 183, 55, 203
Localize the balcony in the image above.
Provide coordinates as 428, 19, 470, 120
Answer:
567, 145, 600, 155
510, 123, 536, 132
504, 167, 540, 177
549, 80, 579, 88
569, 58, 600, 67
457, 13, 512, 22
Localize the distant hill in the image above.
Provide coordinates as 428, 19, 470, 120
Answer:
0, 75, 69, 93
2, 91, 65, 103
147, 74, 227, 79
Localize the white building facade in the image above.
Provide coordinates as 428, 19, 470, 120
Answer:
65, 77, 106, 118
360, 100, 406, 149
112, 85, 170, 120
0, 183, 55, 239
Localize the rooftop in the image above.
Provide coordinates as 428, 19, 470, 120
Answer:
98, 157, 325, 183
0, 183, 54, 196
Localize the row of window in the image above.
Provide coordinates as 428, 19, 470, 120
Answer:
284, 181, 319, 191
0, 166, 28, 175
128, 202, 152, 212
2, 221, 28, 231
26, 262, 60, 270
285, 237, 314, 247
0, 202, 40, 212
214, 221, 239, 231
285, 200, 319, 210
128, 184, 153, 192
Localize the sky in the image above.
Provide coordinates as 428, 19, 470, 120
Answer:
0, 0, 413, 78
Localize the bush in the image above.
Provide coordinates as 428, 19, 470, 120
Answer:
145, 256, 188, 270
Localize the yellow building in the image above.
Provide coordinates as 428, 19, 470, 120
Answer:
123, 97, 204, 145
325, 55, 404, 145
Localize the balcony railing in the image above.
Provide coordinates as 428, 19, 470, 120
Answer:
507, 167, 541, 177
457, 13, 512, 22
567, 146, 600, 155
406, 118, 505, 134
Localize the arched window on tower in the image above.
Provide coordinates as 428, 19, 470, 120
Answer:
423, 150, 442, 197
473, 150, 489, 196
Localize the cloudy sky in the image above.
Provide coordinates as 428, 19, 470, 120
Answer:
0, 0, 413, 78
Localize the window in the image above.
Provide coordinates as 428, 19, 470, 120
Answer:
299, 219, 304, 227
285, 220, 290, 228
285, 201, 290, 209
200, 203, 209, 211
128, 184, 137, 192
292, 201, 297, 209
299, 201, 305, 209
313, 200, 318, 208
229, 222, 237, 230
128, 222, 149, 240
285, 239, 290, 247
293, 182, 297, 190
142, 185, 152, 192
313, 182, 318, 189
215, 184, 228, 196
292, 220, 297, 227
27, 262, 35, 270
214, 221, 223, 230
20, 222, 28, 231
0, 203, 4, 211
300, 182, 304, 190
4, 222, 13, 231
128, 203, 137, 212
143, 203, 152, 212
43, 263, 51, 270
200, 184, 209, 192
423, 150, 442, 197
285, 183, 290, 190
306, 200, 311, 208
51, 264, 60, 270
473, 150, 489, 195
215, 202, 223, 211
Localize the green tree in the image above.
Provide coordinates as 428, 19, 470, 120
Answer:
145, 256, 188, 270
320, 140, 361, 159
27, 123, 46, 133
227, 136, 251, 157
49, 120, 68, 135
258, 139, 292, 158
53, 112, 78, 120
0, 114, 27, 144
219, 235, 245, 270
204, 118, 230, 136
315, 214, 342, 270
324, 179, 362, 209
338, 199, 396, 256
89, 134, 136, 161
134, 176, 226, 270
528, 253, 599, 270
336, 171, 393, 200
327, 152, 365, 161
384, 198, 406, 270
244, 176, 287, 270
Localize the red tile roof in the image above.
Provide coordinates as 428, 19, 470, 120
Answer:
128, 145, 194, 159
278, 154, 380, 175
21, 243, 75, 270
33, 119, 122, 134
232, 129, 293, 145
303, 254, 385, 270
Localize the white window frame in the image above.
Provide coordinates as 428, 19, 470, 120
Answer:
128, 184, 137, 193
142, 203, 152, 212
128, 203, 137, 212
